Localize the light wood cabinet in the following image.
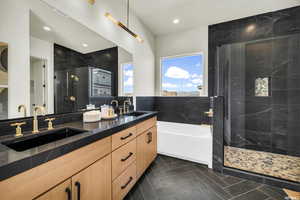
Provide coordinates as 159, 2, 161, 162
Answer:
0, 117, 157, 200
137, 126, 157, 178
112, 126, 137, 151
136, 117, 156, 136
112, 139, 136, 180
0, 137, 112, 200
36, 155, 111, 200
72, 155, 112, 200
112, 162, 137, 200
35, 179, 72, 200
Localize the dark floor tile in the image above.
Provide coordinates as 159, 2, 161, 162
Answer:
222, 176, 244, 186
124, 183, 144, 200
194, 168, 232, 199
231, 189, 269, 200
225, 180, 261, 196
258, 185, 288, 200
126, 155, 286, 200
138, 174, 158, 200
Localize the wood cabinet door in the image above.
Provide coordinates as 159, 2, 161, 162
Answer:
136, 126, 157, 178
35, 179, 72, 200
147, 126, 157, 164
71, 155, 112, 200
136, 131, 148, 178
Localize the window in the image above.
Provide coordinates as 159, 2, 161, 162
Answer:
122, 63, 134, 96
161, 53, 206, 96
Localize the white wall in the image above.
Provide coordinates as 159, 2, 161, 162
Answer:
30, 37, 54, 114
155, 26, 209, 96
0, 1, 30, 118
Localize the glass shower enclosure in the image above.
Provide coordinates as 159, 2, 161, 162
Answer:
218, 34, 300, 183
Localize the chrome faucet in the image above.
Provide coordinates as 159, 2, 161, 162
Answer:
33, 106, 46, 134
123, 99, 131, 114
18, 105, 27, 117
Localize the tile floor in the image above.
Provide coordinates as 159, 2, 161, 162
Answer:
125, 155, 289, 200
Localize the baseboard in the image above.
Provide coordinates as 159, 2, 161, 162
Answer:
158, 151, 212, 168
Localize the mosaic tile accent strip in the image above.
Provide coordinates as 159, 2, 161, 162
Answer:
224, 146, 300, 183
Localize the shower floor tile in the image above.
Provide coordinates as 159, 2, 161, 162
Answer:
224, 146, 300, 182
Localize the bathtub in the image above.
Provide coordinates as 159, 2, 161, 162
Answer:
157, 121, 213, 168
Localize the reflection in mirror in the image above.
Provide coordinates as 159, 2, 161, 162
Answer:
0, 0, 133, 121
118, 47, 134, 96
0, 42, 8, 120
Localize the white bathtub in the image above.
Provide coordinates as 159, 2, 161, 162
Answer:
157, 121, 213, 168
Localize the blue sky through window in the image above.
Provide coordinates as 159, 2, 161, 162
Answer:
123, 63, 133, 95
161, 54, 203, 96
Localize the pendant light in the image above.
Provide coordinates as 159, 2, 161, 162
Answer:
86, 0, 95, 5
105, 0, 143, 43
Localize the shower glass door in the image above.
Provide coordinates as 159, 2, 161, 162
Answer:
219, 34, 300, 182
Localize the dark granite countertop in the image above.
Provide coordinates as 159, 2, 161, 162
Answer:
0, 111, 157, 181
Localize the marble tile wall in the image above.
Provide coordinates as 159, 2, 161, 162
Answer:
210, 6, 300, 190
54, 45, 119, 113
136, 96, 211, 125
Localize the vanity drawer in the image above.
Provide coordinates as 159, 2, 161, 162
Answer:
136, 117, 156, 136
112, 126, 137, 150
112, 139, 136, 180
112, 162, 137, 200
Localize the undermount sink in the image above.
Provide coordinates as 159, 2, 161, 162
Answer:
124, 111, 146, 117
2, 127, 87, 152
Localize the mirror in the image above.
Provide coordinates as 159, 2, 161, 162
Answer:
0, 0, 133, 120
0, 42, 8, 119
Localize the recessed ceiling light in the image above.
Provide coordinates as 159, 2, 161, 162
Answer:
173, 19, 180, 24
246, 24, 256, 32
43, 26, 51, 31
82, 43, 88, 47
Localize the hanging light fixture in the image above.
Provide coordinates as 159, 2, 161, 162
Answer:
86, 0, 95, 5
105, 0, 143, 43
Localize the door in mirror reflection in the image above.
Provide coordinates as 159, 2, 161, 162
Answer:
0, 42, 8, 120
30, 57, 48, 114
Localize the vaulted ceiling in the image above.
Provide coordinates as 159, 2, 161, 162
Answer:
130, 0, 300, 35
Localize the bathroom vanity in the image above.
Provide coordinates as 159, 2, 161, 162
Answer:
0, 112, 157, 200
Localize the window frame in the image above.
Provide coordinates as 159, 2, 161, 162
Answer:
120, 62, 134, 96
159, 52, 207, 97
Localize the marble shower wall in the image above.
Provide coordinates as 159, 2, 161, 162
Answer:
210, 6, 300, 189
220, 35, 300, 157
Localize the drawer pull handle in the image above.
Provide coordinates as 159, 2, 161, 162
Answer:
121, 177, 133, 190
121, 133, 133, 140
147, 132, 152, 144
75, 181, 81, 200
121, 152, 133, 162
65, 188, 72, 200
